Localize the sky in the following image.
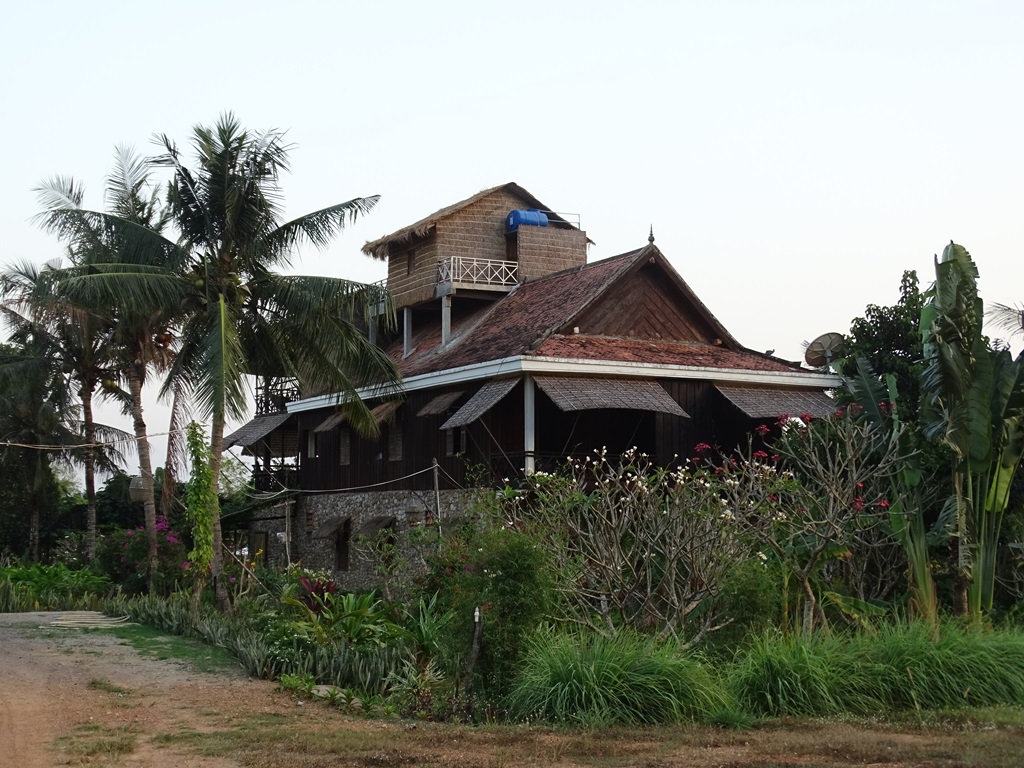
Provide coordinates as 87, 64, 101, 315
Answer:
2, 1, 1022, 474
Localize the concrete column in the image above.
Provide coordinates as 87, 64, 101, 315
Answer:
441, 295, 452, 346
523, 374, 536, 475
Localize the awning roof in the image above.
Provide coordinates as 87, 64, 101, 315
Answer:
417, 391, 463, 416
715, 385, 836, 419
535, 376, 689, 417
223, 412, 292, 450
314, 411, 347, 433
314, 516, 350, 538
370, 400, 401, 424
359, 515, 397, 537
441, 378, 518, 429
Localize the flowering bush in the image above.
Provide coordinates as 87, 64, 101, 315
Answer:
503, 447, 749, 647
95, 517, 189, 595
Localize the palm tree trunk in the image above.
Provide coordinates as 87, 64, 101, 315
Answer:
128, 364, 160, 595
81, 384, 98, 562
208, 415, 230, 613
26, 452, 42, 562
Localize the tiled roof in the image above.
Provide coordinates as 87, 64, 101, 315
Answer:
393, 251, 642, 377
534, 336, 799, 372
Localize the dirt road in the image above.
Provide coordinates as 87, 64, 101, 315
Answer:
0, 612, 277, 767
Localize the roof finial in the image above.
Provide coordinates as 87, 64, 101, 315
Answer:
648, 226, 655, 245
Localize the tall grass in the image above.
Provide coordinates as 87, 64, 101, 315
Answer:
729, 622, 1024, 717
506, 629, 726, 726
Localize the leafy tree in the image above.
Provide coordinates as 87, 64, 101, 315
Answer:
842, 270, 924, 415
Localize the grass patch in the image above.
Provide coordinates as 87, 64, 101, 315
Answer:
57, 724, 137, 765
94, 623, 239, 674
86, 678, 130, 696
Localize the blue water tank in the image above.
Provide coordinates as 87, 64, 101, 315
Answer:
506, 209, 549, 232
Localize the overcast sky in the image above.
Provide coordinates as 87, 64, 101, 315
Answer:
3, 1, 1021, 472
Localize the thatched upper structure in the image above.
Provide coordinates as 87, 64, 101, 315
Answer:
361, 182, 579, 260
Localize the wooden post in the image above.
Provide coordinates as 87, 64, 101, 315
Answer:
464, 605, 483, 713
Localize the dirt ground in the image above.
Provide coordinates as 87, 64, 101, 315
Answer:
2, 611, 1023, 768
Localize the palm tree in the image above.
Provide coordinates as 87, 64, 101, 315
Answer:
35, 148, 184, 590
0, 334, 81, 560
153, 113, 399, 611
2, 260, 119, 561
989, 302, 1024, 341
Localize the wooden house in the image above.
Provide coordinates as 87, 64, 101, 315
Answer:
224, 183, 838, 585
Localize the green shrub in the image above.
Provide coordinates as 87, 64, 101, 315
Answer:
729, 622, 1024, 717
0, 562, 112, 611
705, 557, 783, 654
506, 629, 726, 726
419, 520, 554, 695
105, 592, 409, 694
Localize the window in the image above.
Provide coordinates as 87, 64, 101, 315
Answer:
338, 427, 351, 466
406, 248, 416, 275
334, 519, 352, 571
305, 430, 317, 459
388, 423, 403, 462
445, 426, 466, 457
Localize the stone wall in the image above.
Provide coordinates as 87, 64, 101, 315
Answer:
248, 489, 476, 592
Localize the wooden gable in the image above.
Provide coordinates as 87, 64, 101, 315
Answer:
569, 259, 727, 345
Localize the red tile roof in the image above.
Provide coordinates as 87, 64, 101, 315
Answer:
392, 250, 641, 377
387, 245, 803, 378
533, 336, 799, 372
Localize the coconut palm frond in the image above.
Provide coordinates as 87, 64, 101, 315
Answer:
989, 302, 1024, 340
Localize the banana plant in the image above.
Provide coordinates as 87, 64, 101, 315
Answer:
919, 242, 1024, 618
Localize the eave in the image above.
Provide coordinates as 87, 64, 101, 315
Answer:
286, 355, 840, 413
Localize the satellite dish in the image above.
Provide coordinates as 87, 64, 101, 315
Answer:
804, 332, 845, 370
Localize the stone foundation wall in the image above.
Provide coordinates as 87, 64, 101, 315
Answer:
248, 489, 476, 592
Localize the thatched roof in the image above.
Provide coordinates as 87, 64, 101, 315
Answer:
361, 182, 576, 260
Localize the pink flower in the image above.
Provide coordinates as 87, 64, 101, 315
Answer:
755, 424, 770, 437
694, 442, 712, 454
125, 530, 134, 536
166, 535, 178, 544
181, 561, 190, 570
753, 450, 769, 459
229, 577, 236, 584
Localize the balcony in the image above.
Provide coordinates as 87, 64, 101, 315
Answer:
437, 256, 518, 294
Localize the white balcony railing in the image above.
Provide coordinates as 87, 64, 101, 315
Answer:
438, 256, 518, 288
